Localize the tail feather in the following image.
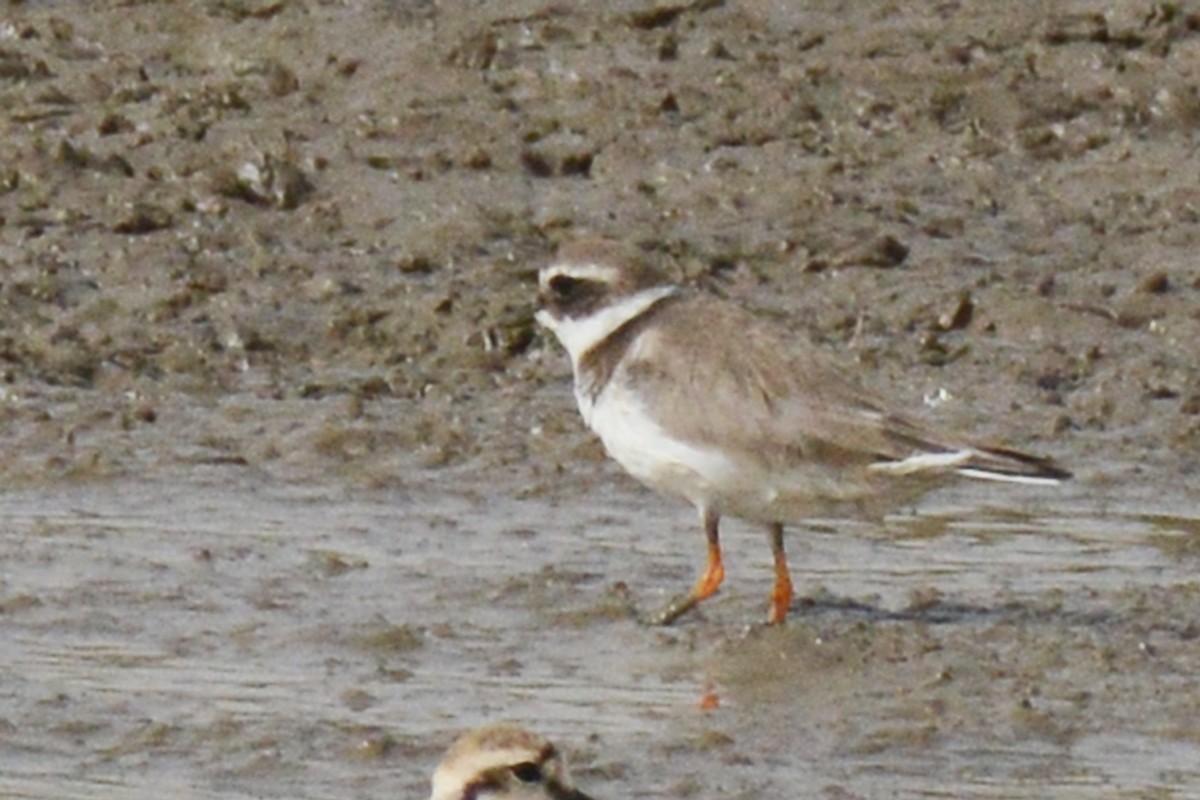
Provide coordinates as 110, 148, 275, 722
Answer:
869, 444, 1071, 485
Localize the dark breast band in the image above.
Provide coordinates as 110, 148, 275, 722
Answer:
576, 292, 683, 403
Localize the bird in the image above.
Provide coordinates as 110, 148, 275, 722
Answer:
534, 237, 1071, 625
429, 724, 596, 800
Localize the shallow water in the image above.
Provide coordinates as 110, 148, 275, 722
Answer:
3, 467, 1199, 799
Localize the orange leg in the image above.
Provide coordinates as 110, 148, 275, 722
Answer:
650, 508, 724, 625
767, 522, 793, 625
692, 508, 725, 601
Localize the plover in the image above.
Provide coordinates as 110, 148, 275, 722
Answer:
430, 724, 595, 800
535, 238, 1070, 625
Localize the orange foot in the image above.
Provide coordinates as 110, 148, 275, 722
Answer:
768, 569, 793, 625
649, 513, 725, 625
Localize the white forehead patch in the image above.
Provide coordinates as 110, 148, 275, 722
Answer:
538, 260, 620, 290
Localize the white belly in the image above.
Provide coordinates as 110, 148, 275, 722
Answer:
578, 381, 743, 513
576, 381, 891, 523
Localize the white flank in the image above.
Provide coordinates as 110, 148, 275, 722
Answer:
869, 450, 1065, 485
536, 285, 678, 370
868, 449, 975, 475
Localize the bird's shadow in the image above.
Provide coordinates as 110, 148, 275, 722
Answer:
790, 592, 1116, 628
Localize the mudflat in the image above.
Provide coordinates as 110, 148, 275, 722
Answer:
2, 3, 1199, 798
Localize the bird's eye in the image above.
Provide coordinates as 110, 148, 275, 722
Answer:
548, 275, 582, 299
510, 762, 543, 783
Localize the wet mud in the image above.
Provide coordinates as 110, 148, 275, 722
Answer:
3, 2, 1200, 798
